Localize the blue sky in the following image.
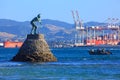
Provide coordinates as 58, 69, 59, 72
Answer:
0, 0, 120, 23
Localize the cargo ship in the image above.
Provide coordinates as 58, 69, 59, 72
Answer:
4, 41, 23, 48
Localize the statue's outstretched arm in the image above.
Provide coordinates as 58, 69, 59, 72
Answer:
38, 19, 42, 24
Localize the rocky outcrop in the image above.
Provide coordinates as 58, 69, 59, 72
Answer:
11, 34, 57, 62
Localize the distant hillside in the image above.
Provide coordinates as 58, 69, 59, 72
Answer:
84, 21, 106, 27
42, 19, 74, 29
0, 19, 75, 41
0, 19, 30, 37
0, 19, 106, 41
0, 32, 16, 38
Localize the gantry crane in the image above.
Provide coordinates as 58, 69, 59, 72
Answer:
71, 10, 85, 46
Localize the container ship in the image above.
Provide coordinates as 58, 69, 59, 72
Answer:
4, 41, 23, 48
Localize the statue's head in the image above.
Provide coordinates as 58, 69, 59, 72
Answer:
37, 14, 40, 18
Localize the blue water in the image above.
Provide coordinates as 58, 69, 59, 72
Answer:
0, 47, 120, 80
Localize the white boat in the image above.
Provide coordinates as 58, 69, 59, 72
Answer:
0, 42, 4, 47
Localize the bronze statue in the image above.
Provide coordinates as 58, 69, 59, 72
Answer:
30, 14, 42, 34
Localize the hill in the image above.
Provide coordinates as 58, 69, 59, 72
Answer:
0, 19, 75, 41
0, 19, 106, 41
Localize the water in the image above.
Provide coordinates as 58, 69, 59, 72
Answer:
0, 47, 120, 80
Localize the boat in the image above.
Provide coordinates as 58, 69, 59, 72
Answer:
88, 48, 112, 55
4, 41, 23, 48
0, 42, 4, 47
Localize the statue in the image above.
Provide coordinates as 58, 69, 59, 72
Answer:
30, 14, 42, 34
11, 14, 57, 62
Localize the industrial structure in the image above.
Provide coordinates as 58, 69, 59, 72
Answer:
72, 10, 120, 46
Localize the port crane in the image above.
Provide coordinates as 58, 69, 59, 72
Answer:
71, 10, 84, 46
72, 10, 120, 46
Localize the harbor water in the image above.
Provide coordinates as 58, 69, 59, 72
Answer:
0, 47, 120, 80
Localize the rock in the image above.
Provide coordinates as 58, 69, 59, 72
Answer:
11, 34, 57, 62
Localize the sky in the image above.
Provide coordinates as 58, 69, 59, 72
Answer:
0, 0, 120, 23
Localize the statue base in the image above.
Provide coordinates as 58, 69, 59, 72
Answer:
11, 34, 57, 62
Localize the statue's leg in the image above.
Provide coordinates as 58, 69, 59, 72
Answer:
34, 25, 37, 34
31, 22, 35, 34
31, 26, 34, 34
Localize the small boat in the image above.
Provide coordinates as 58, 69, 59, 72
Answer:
88, 48, 112, 55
